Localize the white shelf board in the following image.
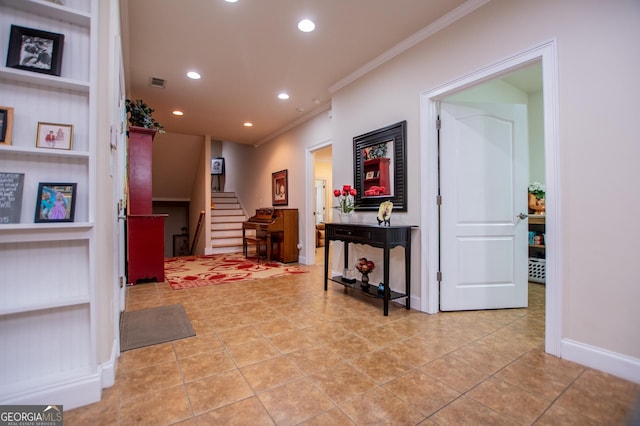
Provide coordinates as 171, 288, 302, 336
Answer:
0, 222, 93, 243
0, 297, 90, 317
0, 145, 90, 159
0, 67, 90, 93
0, 0, 90, 27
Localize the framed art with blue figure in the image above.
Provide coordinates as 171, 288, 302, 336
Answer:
35, 182, 77, 223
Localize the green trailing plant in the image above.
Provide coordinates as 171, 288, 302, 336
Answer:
125, 99, 165, 133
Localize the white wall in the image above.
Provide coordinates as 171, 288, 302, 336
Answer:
331, 0, 640, 367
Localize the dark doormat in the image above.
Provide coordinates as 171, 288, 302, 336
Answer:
120, 304, 195, 352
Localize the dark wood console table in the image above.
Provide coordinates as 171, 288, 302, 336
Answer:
323, 223, 415, 316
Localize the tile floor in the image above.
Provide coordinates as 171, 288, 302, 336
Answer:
66, 257, 640, 425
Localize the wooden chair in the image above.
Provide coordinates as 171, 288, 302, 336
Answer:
243, 236, 267, 263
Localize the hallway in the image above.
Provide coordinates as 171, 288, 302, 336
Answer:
67, 263, 639, 424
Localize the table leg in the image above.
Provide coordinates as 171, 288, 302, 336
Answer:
383, 246, 390, 316
324, 240, 329, 291
405, 236, 411, 310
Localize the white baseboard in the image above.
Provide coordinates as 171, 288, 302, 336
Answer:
561, 338, 640, 384
100, 339, 119, 388
1, 372, 101, 411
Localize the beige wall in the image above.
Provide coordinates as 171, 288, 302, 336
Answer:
331, 0, 640, 364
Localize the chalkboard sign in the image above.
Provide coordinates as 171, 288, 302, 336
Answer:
0, 172, 24, 224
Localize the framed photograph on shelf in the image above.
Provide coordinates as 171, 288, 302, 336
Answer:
6, 25, 65, 76
272, 169, 288, 206
0, 107, 14, 145
365, 171, 375, 180
34, 182, 77, 223
36, 122, 73, 150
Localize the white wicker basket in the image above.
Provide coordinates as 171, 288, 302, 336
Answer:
528, 258, 546, 283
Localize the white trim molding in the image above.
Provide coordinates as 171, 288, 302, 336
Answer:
562, 339, 640, 384
419, 40, 562, 356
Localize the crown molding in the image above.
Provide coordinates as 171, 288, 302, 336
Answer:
328, 0, 490, 94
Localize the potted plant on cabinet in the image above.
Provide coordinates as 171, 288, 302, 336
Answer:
125, 99, 165, 133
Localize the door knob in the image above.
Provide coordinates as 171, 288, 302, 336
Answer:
517, 212, 528, 220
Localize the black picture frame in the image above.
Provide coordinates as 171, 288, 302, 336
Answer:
35, 183, 77, 223
211, 157, 225, 175
173, 234, 190, 257
353, 120, 407, 211
272, 169, 288, 206
0, 107, 14, 145
6, 25, 65, 76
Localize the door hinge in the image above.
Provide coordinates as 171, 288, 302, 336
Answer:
436, 195, 442, 205
437, 271, 442, 282
119, 276, 125, 288
436, 116, 441, 130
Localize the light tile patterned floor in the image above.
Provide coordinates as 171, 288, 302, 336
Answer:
66, 258, 640, 425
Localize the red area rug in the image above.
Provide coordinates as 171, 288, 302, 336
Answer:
164, 253, 308, 290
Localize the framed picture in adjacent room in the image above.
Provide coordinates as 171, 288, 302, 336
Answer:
211, 157, 225, 175
34, 182, 77, 223
6, 25, 65, 76
36, 122, 73, 150
272, 169, 288, 206
0, 107, 14, 145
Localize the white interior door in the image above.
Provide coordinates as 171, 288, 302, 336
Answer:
315, 179, 326, 224
440, 101, 529, 311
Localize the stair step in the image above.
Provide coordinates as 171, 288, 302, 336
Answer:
211, 192, 238, 198
212, 215, 247, 223
211, 229, 243, 239
211, 222, 243, 231
212, 203, 241, 209
212, 208, 243, 216
212, 237, 243, 247
208, 246, 243, 255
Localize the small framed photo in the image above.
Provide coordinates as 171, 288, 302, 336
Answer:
365, 171, 375, 179
211, 157, 225, 175
272, 169, 288, 206
36, 122, 73, 150
6, 25, 65, 76
0, 107, 14, 145
35, 182, 77, 223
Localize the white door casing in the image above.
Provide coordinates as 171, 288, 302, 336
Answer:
439, 101, 529, 311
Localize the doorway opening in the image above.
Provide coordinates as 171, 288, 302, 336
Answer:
305, 143, 332, 266
419, 40, 561, 355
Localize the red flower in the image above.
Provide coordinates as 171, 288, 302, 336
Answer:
333, 189, 341, 197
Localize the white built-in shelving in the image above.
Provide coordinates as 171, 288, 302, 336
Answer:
0, 0, 98, 407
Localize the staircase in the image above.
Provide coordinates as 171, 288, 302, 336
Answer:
210, 192, 247, 254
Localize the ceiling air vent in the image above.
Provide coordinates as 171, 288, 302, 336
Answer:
149, 77, 165, 88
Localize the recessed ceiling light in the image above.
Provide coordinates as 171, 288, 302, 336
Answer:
297, 19, 315, 32
225, 0, 238, 3
278, 92, 290, 100
186, 71, 201, 80
172, 110, 184, 116
243, 122, 253, 127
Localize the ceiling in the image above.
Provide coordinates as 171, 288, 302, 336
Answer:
121, 0, 470, 145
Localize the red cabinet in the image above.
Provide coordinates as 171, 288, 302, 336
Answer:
126, 127, 166, 284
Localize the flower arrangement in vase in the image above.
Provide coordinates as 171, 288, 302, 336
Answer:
356, 257, 375, 290
333, 184, 356, 222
